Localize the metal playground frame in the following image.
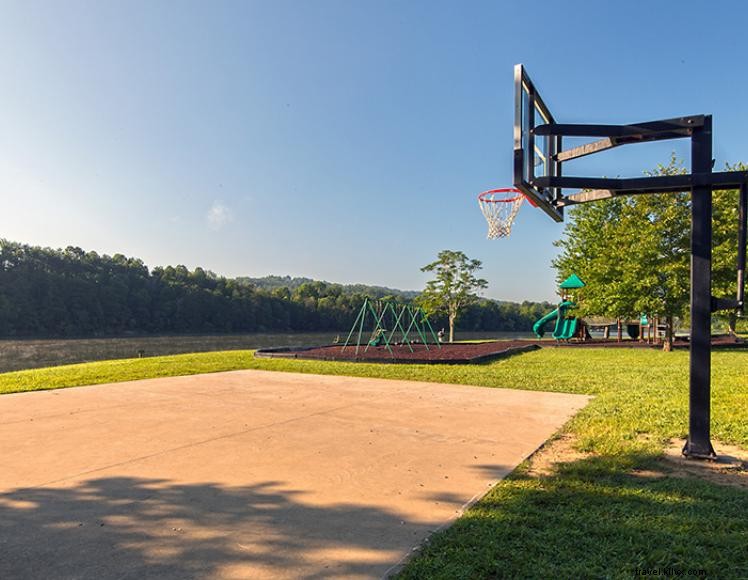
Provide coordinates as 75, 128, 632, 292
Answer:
342, 298, 441, 356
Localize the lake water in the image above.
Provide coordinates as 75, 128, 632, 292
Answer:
0, 331, 536, 373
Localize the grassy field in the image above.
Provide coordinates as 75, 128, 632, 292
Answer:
2, 348, 747, 577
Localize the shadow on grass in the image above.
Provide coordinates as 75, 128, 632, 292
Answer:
0, 476, 433, 579
398, 453, 748, 579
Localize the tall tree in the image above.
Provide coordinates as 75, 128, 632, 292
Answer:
417, 250, 488, 342
554, 156, 745, 348
552, 195, 638, 321
554, 157, 690, 347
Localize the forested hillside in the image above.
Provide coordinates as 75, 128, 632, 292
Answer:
0, 240, 552, 337
237, 275, 419, 300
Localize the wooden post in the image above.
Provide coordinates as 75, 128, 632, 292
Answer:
617, 318, 622, 342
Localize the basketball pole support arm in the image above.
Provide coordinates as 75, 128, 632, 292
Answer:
533, 115, 748, 460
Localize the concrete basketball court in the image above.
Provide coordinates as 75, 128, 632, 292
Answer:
0, 369, 589, 578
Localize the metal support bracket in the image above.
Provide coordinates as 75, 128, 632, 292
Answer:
534, 115, 704, 138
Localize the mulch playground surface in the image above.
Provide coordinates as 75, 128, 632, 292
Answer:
255, 335, 747, 365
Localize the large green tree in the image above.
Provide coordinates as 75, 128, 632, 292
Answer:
417, 250, 488, 343
553, 156, 745, 346
552, 195, 638, 321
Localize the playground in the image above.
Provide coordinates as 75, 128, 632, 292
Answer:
255, 272, 745, 364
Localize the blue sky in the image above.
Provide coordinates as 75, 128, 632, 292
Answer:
1, 1, 747, 302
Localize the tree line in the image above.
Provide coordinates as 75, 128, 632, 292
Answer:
0, 240, 551, 338
237, 275, 420, 300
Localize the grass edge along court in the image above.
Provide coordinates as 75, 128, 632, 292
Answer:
1, 347, 747, 578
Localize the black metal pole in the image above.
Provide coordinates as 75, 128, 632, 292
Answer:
683, 115, 716, 459
737, 183, 747, 312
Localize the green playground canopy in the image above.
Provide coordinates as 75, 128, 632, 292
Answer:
559, 273, 586, 289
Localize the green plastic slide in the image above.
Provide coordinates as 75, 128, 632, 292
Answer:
533, 308, 559, 338
554, 316, 578, 340
533, 301, 576, 340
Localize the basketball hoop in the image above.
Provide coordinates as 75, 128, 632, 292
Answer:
477, 188, 525, 239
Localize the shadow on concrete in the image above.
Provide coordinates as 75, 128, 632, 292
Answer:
0, 476, 433, 579
470, 463, 515, 479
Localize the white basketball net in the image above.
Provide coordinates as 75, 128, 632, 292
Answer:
478, 189, 525, 239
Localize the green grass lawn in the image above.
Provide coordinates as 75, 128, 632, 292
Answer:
2, 348, 747, 577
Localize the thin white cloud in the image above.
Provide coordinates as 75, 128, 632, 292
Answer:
207, 201, 233, 230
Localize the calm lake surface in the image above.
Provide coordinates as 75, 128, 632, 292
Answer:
0, 331, 536, 373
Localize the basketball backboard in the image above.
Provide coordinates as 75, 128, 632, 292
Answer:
513, 64, 564, 222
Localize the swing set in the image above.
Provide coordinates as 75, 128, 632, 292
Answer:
342, 298, 442, 357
